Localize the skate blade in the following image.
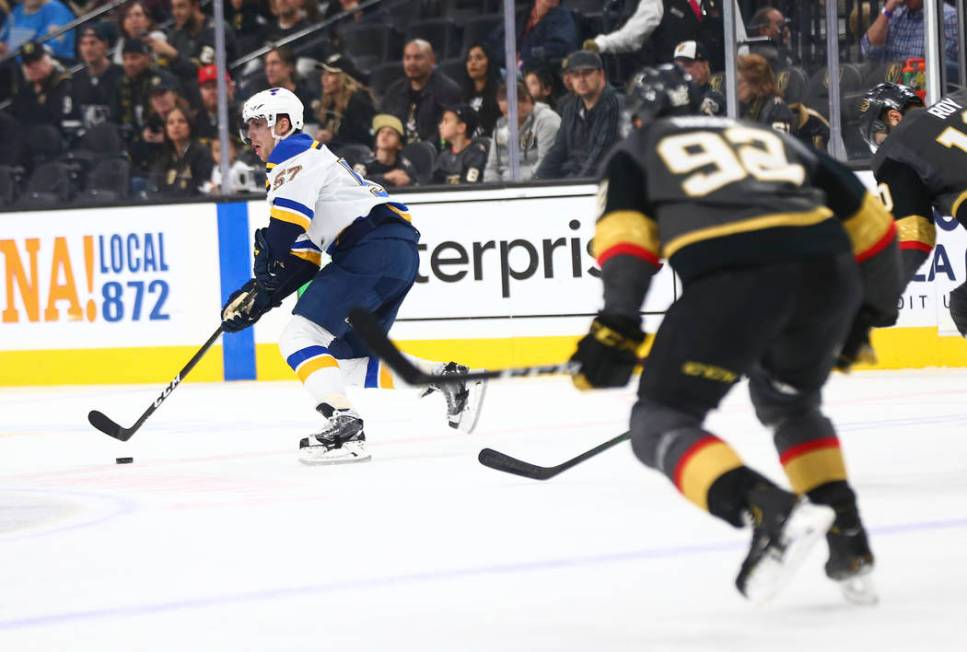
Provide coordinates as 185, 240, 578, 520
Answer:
838, 570, 879, 606
298, 443, 372, 466
454, 378, 487, 434
743, 502, 836, 604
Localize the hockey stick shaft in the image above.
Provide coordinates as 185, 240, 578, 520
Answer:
478, 431, 631, 480
347, 308, 639, 386
88, 324, 225, 441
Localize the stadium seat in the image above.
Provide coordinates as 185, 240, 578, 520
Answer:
777, 66, 808, 105
334, 143, 374, 168
401, 141, 437, 185
439, 57, 466, 84
0, 165, 23, 207
385, 0, 424, 30
369, 61, 405, 101
17, 162, 74, 208
406, 18, 462, 59
804, 64, 864, 118
78, 122, 124, 155
446, 0, 500, 21
461, 14, 503, 52
83, 157, 131, 202
340, 23, 399, 73
28, 125, 65, 165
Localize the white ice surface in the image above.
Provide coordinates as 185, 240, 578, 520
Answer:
0, 370, 965, 651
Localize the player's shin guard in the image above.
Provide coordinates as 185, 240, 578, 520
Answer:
280, 316, 351, 409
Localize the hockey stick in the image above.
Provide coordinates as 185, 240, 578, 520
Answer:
478, 431, 631, 480
88, 324, 225, 441
347, 308, 582, 384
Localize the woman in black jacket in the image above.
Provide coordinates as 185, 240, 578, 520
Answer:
150, 105, 213, 197
312, 54, 376, 149
459, 42, 501, 138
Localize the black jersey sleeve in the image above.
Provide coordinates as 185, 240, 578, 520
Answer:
814, 150, 902, 327
592, 148, 660, 320
875, 156, 936, 286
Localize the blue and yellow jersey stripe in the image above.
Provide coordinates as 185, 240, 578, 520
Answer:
290, 236, 322, 266
270, 197, 314, 230
364, 357, 394, 389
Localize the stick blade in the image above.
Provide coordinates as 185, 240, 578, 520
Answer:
88, 410, 131, 441
477, 447, 557, 480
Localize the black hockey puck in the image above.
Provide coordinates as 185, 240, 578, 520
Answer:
115, 457, 134, 464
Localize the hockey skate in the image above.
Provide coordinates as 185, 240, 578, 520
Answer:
420, 362, 487, 433
735, 484, 835, 603
298, 407, 371, 465
825, 525, 878, 605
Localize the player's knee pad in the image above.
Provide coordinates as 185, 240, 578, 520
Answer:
770, 407, 834, 451
279, 315, 336, 359
629, 398, 702, 470
950, 282, 967, 337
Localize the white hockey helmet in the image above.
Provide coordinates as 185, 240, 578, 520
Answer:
240, 87, 304, 143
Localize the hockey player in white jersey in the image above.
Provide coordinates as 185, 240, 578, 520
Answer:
221, 87, 485, 464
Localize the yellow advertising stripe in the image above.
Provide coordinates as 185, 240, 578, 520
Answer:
676, 441, 743, 511
662, 207, 833, 258
295, 355, 339, 382
0, 346, 224, 386
842, 193, 894, 255
592, 210, 659, 259
895, 215, 936, 248
783, 447, 848, 495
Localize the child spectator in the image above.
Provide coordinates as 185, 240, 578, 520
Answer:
432, 104, 488, 185
355, 113, 419, 188
485, 81, 560, 183
204, 136, 262, 194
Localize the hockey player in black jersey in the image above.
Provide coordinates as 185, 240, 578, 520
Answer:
861, 82, 967, 334
570, 65, 903, 603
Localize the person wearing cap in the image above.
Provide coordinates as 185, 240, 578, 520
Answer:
0, 0, 75, 61
356, 114, 419, 188
311, 53, 375, 149
128, 73, 195, 175
432, 104, 488, 185
644, 0, 730, 72
379, 39, 461, 147
485, 81, 561, 183
11, 41, 80, 133
582, 0, 663, 56
673, 40, 726, 116
535, 50, 620, 180
71, 23, 124, 128
112, 38, 178, 134
194, 64, 240, 142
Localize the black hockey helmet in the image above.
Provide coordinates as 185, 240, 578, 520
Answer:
624, 64, 700, 126
858, 82, 924, 153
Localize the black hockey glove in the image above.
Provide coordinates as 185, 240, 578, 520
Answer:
253, 227, 317, 300
835, 309, 878, 372
571, 313, 645, 390
221, 278, 279, 332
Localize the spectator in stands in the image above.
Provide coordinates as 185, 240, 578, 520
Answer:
72, 23, 123, 129
356, 113, 419, 188
432, 104, 488, 185
12, 41, 79, 131
226, 0, 266, 55
113, 39, 179, 168
582, 0, 663, 57
311, 53, 374, 149
379, 39, 461, 146
149, 104, 212, 197
0, 0, 75, 60
748, 5, 794, 67
146, 0, 238, 87
535, 50, 619, 180
861, 0, 959, 62
485, 81, 561, 183
112, 1, 168, 66
264, 0, 308, 45
648, 0, 725, 71
672, 40, 725, 116
260, 47, 314, 126
524, 66, 560, 108
459, 43, 500, 138
131, 76, 195, 173
516, 0, 579, 71
737, 53, 794, 134
204, 136, 262, 194
194, 64, 240, 142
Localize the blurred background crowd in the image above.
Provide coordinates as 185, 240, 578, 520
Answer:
0, 0, 963, 207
